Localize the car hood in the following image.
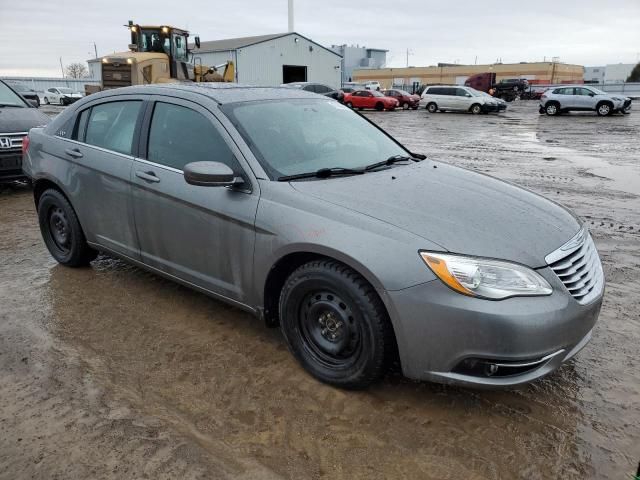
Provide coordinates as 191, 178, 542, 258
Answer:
290, 161, 580, 268
0, 107, 50, 132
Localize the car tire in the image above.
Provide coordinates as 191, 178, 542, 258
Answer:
37, 189, 98, 267
43, 97, 49, 105
545, 102, 560, 116
279, 260, 395, 389
346, 101, 353, 108
621, 108, 631, 115
375, 102, 384, 111
470, 104, 482, 115
402, 102, 409, 110
539, 106, 546, 114
596, 102, 613, 116
426, 102, 438, 113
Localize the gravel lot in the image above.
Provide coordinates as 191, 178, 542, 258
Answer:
1, 101, 638, 479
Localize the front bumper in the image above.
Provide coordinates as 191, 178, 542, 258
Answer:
383, 268, 603, 387
482, 103, 506, 113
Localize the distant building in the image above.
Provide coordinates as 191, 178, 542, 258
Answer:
603, 63, 636, 83
584, 66, 605, 84
190, 32, 342, 88
353, 62, 584, 89
330, 45, 387, 85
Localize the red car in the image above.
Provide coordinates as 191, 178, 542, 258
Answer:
381, 89, 420, 109
345, 90, 399, 111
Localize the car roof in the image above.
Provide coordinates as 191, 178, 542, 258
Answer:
86, 83, 326, 105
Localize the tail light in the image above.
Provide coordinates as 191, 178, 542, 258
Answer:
22, 135, 30, 156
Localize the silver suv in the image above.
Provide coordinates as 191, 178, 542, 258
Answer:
540, 85, 632, 116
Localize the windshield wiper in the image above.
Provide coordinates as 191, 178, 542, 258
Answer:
363, 154, 421, 172
278, 167, 365, 182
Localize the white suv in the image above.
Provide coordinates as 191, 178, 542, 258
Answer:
539, 86, 631, 116
420, 85, 505, 114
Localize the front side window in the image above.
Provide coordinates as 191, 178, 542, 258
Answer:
222, 99, 407, 179
84, 101, 142, 155
173, 34, 187, 62
0, 82, 27, 107
147, 102, 238, 172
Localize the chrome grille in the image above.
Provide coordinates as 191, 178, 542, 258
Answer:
0, 132, 27, 153
545, 227, 604, 304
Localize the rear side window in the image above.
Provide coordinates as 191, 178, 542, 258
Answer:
84, 101, 141, 155
147, 102, 239, 172
456, 88, 469, 96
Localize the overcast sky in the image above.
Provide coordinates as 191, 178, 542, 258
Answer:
1, 0, 639, 77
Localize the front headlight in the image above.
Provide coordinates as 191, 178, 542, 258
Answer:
420, 252, 552, 300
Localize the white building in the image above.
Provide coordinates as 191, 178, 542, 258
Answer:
191, 32, 342, 88
330, 45, 387, 85
604, 63, 635, 83
584, 63, 636, 84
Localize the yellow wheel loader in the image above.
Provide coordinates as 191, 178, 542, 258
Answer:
87, 21, 234, 95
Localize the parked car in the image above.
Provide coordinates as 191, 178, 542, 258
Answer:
421, 85, 505, 114
6, 81, 40, 107
345, 90, 399, 111
43, 87, 83, 106
281, 82, 344, 103
24, 84, 603, 389
364, 81, 381, 91
381, 89, 420, 110
539, 86, 632, 116
0, 80, 50, 183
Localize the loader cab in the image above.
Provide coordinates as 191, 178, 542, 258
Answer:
129, 23, 194, 80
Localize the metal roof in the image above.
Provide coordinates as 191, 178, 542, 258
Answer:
191, 32, 341, 57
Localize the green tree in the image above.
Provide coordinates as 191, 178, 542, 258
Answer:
627, 62, 640, 82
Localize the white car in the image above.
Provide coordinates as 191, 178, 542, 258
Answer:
364, 81, 381, 91
420, 85, 506, 114
539, 86, 632, 116
42, 87, 83, 106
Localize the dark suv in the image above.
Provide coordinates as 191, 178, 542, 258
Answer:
7, 81, 41, 107
281, 82, 345, 103
0, 80, 50, 183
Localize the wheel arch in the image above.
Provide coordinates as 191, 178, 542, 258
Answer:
262, 247, 386, 328
33, 176, 71, 208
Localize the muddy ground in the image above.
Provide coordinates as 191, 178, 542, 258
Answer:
1, 102, 638, 479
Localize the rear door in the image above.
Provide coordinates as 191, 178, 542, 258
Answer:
130, 96, 259, 302
60, 97, 145, 258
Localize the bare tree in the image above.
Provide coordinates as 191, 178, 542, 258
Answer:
65, 62, 89, 79
627, 63, 640, 82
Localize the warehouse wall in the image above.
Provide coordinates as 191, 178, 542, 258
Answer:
238, 35, 342, 88
0, 76, 99, 94
353, 62, 585, 88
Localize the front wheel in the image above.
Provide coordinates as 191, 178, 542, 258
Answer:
470, 104, 482, 115
346, 101, 353, 109
426, 102, 438, 113
279, 260, 395, 389
375, 102, 384, 111
43, 97, 50, 105
545, 103, 560, 116
402, 102, 409, 110
596, 102, 613, 116
37, 189, 97, 267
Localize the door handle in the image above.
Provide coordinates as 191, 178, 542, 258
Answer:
64, 148, 83, 158
135, 170, 160, 183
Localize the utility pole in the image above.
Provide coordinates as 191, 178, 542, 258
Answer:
288, 0, 294, 32
406, 48, 413, 68
93, 42, 98, 59
59, 57, 64, 78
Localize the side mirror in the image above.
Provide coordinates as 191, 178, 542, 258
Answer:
194, 36, 201, 49
27, 99, 39, 108
183, 161, 241, 187
589, 93, 595, 97
466, 93, 472, 97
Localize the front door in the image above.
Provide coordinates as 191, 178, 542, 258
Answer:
131, 97, 259, 303
573, 87, 597, 110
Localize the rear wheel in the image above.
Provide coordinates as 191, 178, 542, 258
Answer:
43, 97, 49, 105
346, 101, 353, 108
470, 104, 482, 115
596, 102, 613, 116
545, 102, 560, 116
426, 102, 438, 113
37, 189, 97, 267
279, 260, 395, 389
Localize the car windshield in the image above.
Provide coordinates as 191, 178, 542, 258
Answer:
588, 87, 607, 95
222, 99, 407, 179
0, 82, 27, 107
58, 88, 74, 94
9, 83, 31, 92
466, 88, 483, 97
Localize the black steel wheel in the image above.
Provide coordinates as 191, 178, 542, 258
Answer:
38, 189, 97, 267
279, 260, 395, 389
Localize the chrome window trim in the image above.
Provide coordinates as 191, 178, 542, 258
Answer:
135, 157, 183, 174
62, 138, 135, 160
